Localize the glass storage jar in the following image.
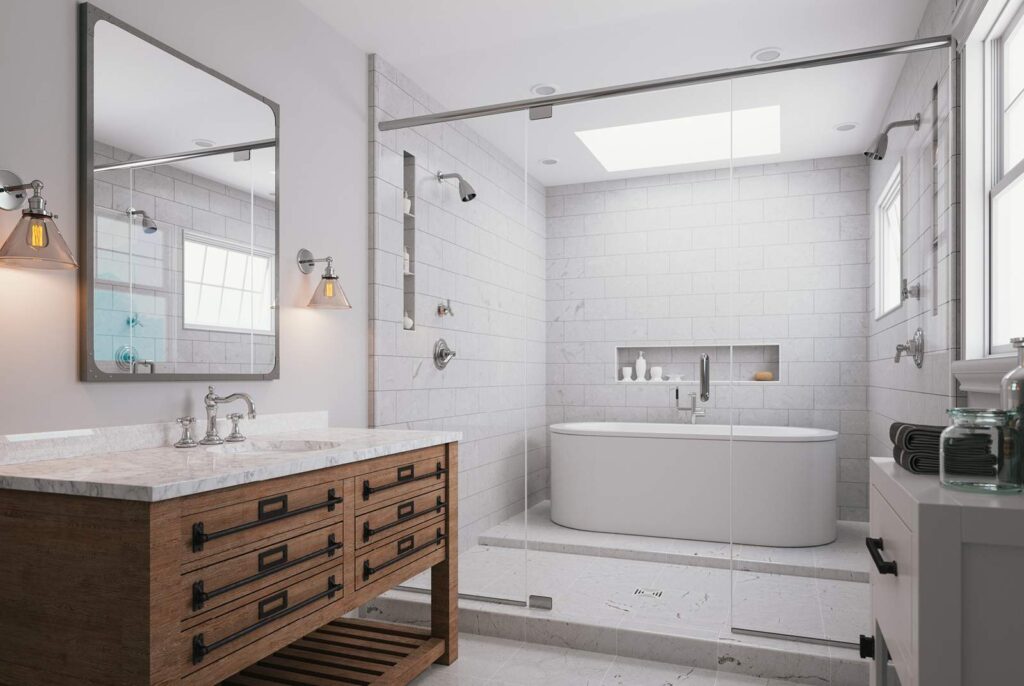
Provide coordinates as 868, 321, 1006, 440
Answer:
941, 408, 1022, 493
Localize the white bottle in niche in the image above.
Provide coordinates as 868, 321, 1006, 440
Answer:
403, 311, 414, 330
403, 190, 413, 215
635, 351, 647, 381
403, 246, 411, 275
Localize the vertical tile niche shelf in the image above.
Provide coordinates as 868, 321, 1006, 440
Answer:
402, 152, 416, 331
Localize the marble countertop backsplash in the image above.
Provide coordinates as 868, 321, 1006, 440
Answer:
0, 412, 461, 502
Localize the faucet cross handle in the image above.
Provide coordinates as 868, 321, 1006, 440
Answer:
175, 416, 198, 449
226, 413, 246, 443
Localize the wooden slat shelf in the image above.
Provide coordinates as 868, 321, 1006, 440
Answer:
221, 618, 445, 685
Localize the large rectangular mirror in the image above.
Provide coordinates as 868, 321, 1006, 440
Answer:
80, 4, 279, 381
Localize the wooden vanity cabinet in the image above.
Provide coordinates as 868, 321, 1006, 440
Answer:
0, 441, 458, 686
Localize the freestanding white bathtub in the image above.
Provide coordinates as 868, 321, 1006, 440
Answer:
550, 422, 838, 547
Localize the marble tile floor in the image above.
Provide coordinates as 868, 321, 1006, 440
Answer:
478, 502, 870, 583
410, 633, 828, 685
371, 545, 870, 685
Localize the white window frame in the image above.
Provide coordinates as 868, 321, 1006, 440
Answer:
988, 1, 1024, 353
182, 231, 276, 336
960, 0, 1024, 362
874, 162, 903, 319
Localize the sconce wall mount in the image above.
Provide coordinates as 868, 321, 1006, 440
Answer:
297, 248, 351, 309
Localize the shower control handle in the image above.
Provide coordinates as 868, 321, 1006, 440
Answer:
699, 354, 710, 402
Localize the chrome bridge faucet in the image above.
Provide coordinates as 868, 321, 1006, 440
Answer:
200, 386, 256, 445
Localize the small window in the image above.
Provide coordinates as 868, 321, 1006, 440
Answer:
183, 233, 275, 335
991, 3, 1024, 351
874, 162, 902, 318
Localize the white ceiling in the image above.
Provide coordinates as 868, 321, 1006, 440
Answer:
300, 0, 935, 185
94, 20, 276, 199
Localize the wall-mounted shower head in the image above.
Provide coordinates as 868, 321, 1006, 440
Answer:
864, 113, 921, 161
127, 208, 158, 233
437, 171, 476, 202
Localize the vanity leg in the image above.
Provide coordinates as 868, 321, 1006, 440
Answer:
431, 442, 458, 664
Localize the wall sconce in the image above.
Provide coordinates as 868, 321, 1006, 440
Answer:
297, 248, 350, 309
0, 170, 77, 269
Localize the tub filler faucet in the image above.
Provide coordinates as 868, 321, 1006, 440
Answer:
676, 388, 706, 424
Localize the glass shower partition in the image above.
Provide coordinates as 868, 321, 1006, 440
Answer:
368, 89, 535, 606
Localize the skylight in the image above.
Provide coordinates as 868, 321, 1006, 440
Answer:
575, 105, 781, 172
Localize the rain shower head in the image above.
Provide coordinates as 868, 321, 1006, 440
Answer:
864, 113, 921, 161
437, 171, 476, 202
128, 208, 158, 234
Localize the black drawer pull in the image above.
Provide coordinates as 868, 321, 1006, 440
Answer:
362, 528, 445, 581
192, 488, 341, 552
192, 534, 341, 611
859, 634, 875, 659
258, 494, 288, 520
363, 496, 446, 542
362, 462, 446, 499
865, 537, 898, 575
258, 590, 288, 618
192, 575, 341, 664
258, 544, 289, 572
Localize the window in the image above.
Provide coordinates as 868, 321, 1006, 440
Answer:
183, 233, 275, 335
991, 3, 1024, 351
874, 162, 902, 318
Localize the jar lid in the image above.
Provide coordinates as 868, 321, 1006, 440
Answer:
947, 407, 1017, 421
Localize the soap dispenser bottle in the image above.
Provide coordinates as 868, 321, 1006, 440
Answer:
1001, 337, 1024, 411
635, 351, 647, 382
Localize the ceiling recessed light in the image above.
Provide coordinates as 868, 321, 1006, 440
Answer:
576, 106, 781, 173
751, 47, 782, 63
192, 138, 215, 148
540, 158, 559, 166
530, 83, 558, 96
834, 122, 858, 132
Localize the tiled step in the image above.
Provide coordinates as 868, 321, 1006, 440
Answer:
363, 587, 869, 686
479, 501, 870, 582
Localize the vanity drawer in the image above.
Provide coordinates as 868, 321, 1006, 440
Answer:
185, 563, 343, 674
869, 485, 914, 682
356, 486, 447, 550
182, 480, 343, 561
356, 518, 447, 589
182, 521, 344, 620
358, 448, 447, 513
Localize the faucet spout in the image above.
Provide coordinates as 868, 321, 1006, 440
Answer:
200, 386, 256, 445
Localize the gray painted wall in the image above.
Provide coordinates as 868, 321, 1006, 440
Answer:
0, 0, 368, 433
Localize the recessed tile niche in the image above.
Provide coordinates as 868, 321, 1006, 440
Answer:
615, 344, 781, 384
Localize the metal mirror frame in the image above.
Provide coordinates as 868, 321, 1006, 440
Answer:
78, 2, 281, 382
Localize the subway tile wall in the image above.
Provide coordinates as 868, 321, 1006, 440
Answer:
92, 142, 276, 375
368, 56, 549, 552
545, 157, 873, 521
866, 0, 961, 485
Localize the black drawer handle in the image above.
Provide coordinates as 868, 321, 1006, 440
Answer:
363, 496, 446, 542
362, 528, 445, 581
859, 634, 875, 659
865, 537, 898, 576
258, 590, 288, 618
192, 488, 342, 552
192, 533, 342, 611
362, 462, 446, 500
192, 575, 341, 664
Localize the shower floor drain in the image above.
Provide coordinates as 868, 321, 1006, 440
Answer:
633, 588, 663, 598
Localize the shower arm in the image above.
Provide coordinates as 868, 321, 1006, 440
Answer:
883, 114, 921, 134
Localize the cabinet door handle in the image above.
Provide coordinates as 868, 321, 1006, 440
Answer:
865, 537, 898, 575
191, 488, 342, 552
362, 462, 446, 499
362, 528, 445, 581
192, 533, 342, 611
192, 575, 342, 664
363, 496, 446, 542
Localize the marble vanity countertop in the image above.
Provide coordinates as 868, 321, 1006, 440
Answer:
0, 427, 462, 502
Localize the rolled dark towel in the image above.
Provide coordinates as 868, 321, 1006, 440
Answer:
893, 446, 939, 473
893, 446, 998, 476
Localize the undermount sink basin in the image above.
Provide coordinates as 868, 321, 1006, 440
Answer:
205, 439, 343, 455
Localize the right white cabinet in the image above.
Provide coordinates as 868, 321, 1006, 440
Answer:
867, 457, 1024, 686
